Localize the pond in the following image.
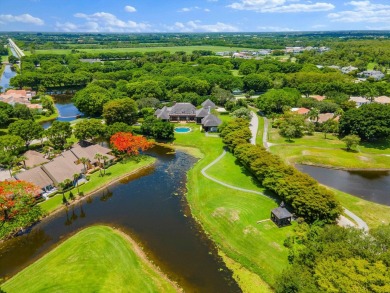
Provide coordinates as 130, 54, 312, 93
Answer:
0, 145, 240, 292
41, 99, 84, 129
0, 65, 17, 90
296, 164, 390, 206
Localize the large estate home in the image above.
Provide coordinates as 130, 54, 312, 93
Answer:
155, 99, 222, 131
15, 142, 114, 197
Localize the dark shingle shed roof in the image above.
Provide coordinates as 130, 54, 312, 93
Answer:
272, 207, 292, 219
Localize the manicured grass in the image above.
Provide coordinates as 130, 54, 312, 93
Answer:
40, 156, 156, 213
1, 55, 8, 63
367, 62, 378, 70
1, 226, 177, 293
173, 121, 293, 288
332, 188, 390, 229
28, 46, 256, 55
269, 128, 390, 169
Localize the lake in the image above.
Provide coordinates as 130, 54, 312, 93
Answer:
0, 146, 240, 292
296, 164, 390, 206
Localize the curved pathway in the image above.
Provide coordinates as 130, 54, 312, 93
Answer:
200, 112, 369, 231
201, 110, 270, 199
259, 115, 369, 231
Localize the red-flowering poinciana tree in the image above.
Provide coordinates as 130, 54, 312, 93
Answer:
110, 132, 153, 156
0, 180, 41, 222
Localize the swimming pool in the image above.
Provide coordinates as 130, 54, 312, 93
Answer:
175, 127, 191, 133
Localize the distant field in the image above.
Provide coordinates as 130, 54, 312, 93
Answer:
26, 46, 257, 55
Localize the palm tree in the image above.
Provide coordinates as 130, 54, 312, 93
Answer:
94, 153, 103, 176
101, 155, 109, 176
73, 173, 80, 195
79, 157, 89, 174
58, 182, 67, 205
308, 108, 320, 123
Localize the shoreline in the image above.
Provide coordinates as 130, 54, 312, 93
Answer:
2, 225, 182, 292
1, 159, 156, 243
113, 227, 183, 292
39, 159, 156, 222
294, 161, 390, 172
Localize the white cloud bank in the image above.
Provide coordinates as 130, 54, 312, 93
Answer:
0, 14, 44, 25
228, 0, 335, 13
328, 1, 390, 23
167, 21, 239, 32
56, 12, 150, 32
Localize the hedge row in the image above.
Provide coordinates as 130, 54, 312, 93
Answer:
220, 118, 342, 224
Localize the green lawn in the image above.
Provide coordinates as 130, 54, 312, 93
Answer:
269, 128, 390, 169
40, 156, 156, 213
173, 121, 292, 290
27, 46, 256, 55
367, 62, 378, 70
1, 226, 177, 293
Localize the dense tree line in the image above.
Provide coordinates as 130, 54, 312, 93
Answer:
277, 223, 390, 292
339, 103, 390, 141
219, 118, 341, 223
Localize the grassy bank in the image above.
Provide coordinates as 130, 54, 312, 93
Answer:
40, 156, 156, 213
34, 96, 59, 124
1, 226, 178, 293
269, 128, 390, 169
332, 188, 390, 228
172, 123, 292, 290
27, 46, 256, 55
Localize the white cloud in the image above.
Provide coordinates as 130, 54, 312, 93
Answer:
228, 0, 334, 13
124, 5, 137, 13
0, 13, 44, 25
167, 20, 239, 32
328, 1, 390, 23
178, 6, 201, 12
312, 24, 327, 28
204, 8, 211, 12
257, 25, 297, 31
56, 12, 150, 32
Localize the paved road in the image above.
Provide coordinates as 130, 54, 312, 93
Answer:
249, 111, 258, 145
344, 208, 369, 231
263, 116, 269, 149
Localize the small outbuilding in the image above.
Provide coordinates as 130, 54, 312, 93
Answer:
271, 203, 292, 227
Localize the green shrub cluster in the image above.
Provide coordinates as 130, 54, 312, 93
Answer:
221, 118, 342, 224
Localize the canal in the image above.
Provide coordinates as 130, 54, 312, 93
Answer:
297, 164, 390, 206
0, 145, 240, 292
0, 65, 17, 90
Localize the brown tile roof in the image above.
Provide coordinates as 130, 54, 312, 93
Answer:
16, 167, 53, 189
311, 95, 326, 101
71, 144, 113, 164
317, 113, 339, 123
42, 151, 83, 185
23, 150, 49, 169
375, 96, 390, 104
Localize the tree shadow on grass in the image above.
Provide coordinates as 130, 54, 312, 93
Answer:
233, 158, 279, 202
360, 138, 390, 151
341, 148, 359, 153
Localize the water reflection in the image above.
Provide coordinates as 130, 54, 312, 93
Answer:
0, 146, 240, 292
297, 164, 390, 205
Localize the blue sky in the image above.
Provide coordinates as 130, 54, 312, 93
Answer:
1, 0, 390, 32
